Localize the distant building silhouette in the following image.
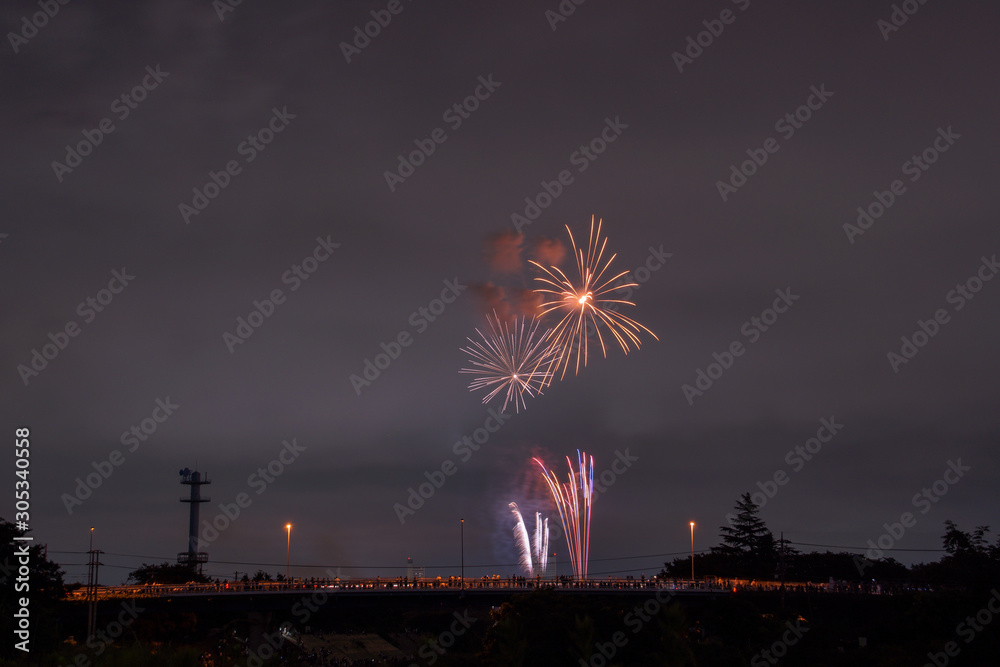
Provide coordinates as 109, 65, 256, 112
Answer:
407, 556, 424, 580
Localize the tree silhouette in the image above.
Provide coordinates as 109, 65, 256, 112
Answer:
942, 520, 990, 556
0, 518, 66, 656
660, 493, 781, 579
713, 492, 778, 578
127, 561, 211, 585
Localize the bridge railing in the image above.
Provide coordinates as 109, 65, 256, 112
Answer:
67, 576, 868, 600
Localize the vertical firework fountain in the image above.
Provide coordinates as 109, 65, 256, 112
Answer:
509, 503, 549, 577
509, 503, 534, 577
534, 450, 594, 579
533, 511, 549, 575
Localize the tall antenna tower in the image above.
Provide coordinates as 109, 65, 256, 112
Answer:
178, 468, 210, 572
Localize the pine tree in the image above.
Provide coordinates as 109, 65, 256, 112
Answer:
719, 493, 772, 553
714, 493, 778, 578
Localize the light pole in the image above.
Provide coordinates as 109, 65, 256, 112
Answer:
689, 521, 695, 582
285, 523, 292, 582
460, 518, 465, 591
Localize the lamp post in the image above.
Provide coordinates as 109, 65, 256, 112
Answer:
460, 518, 465, 591
285, 523, 292, 582
690, 521, 695, 582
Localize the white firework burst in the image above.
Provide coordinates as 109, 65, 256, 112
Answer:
460, 311, 559, 413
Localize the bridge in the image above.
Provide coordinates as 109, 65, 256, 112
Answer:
68, 575, 854, 603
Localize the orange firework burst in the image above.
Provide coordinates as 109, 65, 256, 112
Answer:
529, 216, 657, 382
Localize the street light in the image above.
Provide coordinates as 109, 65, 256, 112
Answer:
460, 518, 465, 591
285, 523, 292, 581
690, 521, 695, 581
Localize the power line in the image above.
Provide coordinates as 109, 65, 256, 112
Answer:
786, 540, 946, 553
49, 544, 945, 579
50, 549, 706, 572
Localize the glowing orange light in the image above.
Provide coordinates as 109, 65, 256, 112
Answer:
530, 216, 657, 383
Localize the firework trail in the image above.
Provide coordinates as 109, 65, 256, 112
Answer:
533, 512, 549, 575
509, 502, 534, 577
460, 312, 559, 413
529, 216, 657, 383
509, 504, 550, 577
534, 451, 595, 579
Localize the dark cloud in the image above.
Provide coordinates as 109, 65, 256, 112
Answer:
530, 236, 567, 268
484, 230, 524, 275
470, 282, 512, 321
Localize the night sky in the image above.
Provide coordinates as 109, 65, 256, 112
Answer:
3, 0, 999, 585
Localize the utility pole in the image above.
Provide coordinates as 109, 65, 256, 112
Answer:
780, 531, 786, 609
86, 527, 100, 643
